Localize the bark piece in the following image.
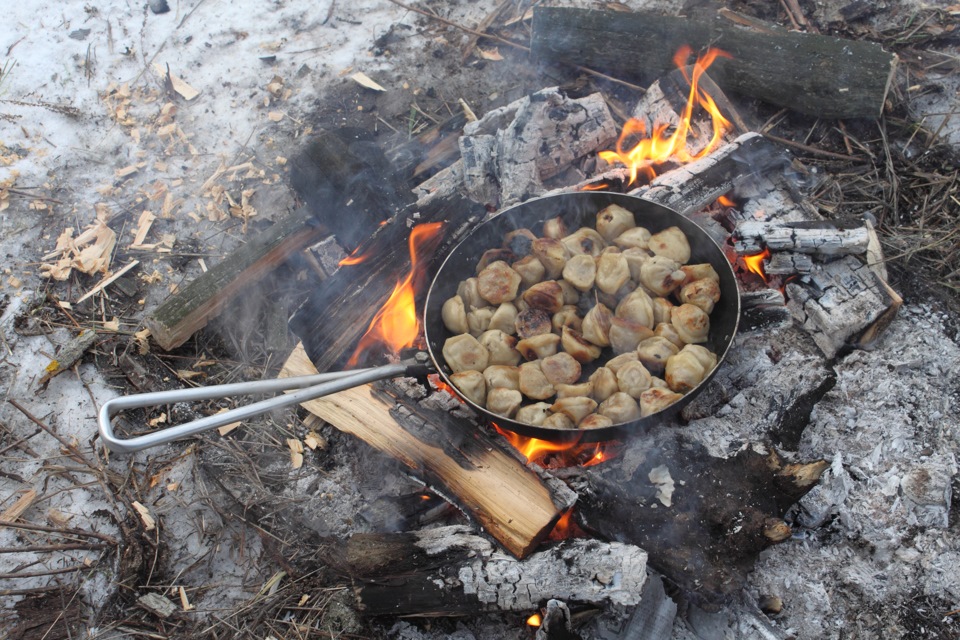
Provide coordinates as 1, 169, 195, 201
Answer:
279, 344, 572, 559
531, 7, 898, 118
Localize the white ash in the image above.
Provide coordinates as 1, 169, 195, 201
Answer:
746, 304, 960, 639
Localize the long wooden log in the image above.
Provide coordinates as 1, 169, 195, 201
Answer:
531, 7, 897, 119
280, 344, 573, 559
339, 525, 647, 617
734, 219, 870, 255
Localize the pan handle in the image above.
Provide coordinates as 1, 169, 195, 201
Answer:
98, 362, 433, 453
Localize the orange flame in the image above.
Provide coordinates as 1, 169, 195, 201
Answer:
345, 222, 444, 367
743, 247, 771, 281
599, 46, 732, 185
493, 423, 620, 468
548, 508, 589, 541
526, 613, 542, 627
716, 194, 736, 207
580, 181, 611, 191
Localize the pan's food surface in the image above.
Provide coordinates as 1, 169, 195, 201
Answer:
438, 202, 723, 430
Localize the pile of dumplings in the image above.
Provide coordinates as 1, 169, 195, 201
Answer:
439, 203, 722, 430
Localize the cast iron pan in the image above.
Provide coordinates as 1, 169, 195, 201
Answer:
423, 191, 740, 442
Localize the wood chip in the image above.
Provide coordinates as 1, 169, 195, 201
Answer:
47, 508, 73, 528
178, 586, 195, 611
132, 501, 156, 530
267, 111, 284, 122
138, 592, 178, 619
0, 489, 38, 523
130, 211, 157, 248
134, 327, 151, 355
350, 71, 386, 92
287, 438, 304, 469
76, 260, 140, 304
303, 430, 326, 450
476, 46, 504, 61
153, 63, 201, 100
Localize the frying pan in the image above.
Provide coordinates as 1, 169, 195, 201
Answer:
99, 192, 739, 452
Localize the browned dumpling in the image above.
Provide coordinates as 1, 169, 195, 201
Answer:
557, 280, 580, 305
650, 376, 668, 388
665, 348, 709, 393
654, 322, 685, 348
563, 254, 596, 292
555, 380, 595, 398
589, 367, 619, 402
582, 303, 613, 347
512, 255, 546, 288
442, 296, 469, 334
598, 392, 641, 423
531, 238, 569, 279
562, 227, 607, 257
595, 251, 630, 294
596, 204, 636, 242
477, 248, 517, 273
606, 351, 640, 374
614, 227, 652, 250
540, 352, 582, 386
517, 333, 561, 360
516, 402, 553, 426
561, 326, 602, 363
551, 397, 598, 425
477, 260, 522, 305
518, 361, 556, 400
552, 306, 582, 333
636, 336, 680, 375
487, 388, 523, 417
542, 217, 568, 239
504, 228, 537, 256
651, 297, 674, 326
681, 344, 718, 371
679, 278, 721, 314
609, 317, 654, 355
522, 280, 565, 313
617, 361, 654, 398
616, 289, 654, 328
639, 387, 683, 417
543, 412, 577, 429
489, 302, 518, 335
467, 307, 494, 336
671, 303, 710, 344
450, 370, 486, 406
640, 256, 686, 296
478, 330, 521, 366
516, 308, 552, 338
457, 277, 489, 310
442, 334, 489, 373
648, 226, 691, 264
580, 413, 614, 429
681, 263, 720, 284
483, 365, 520, 391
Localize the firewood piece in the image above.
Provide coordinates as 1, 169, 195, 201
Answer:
38, 329, 98, 386
734, 219, 870, 256
340, 525, 647, 616
145, 207, 326, 350
785, 255, 900, 358
531, 7, 898, 119
765, 252, 814, 275
571, 433, 826, 609
740, 288, 793, 333
279, 344, 571, 559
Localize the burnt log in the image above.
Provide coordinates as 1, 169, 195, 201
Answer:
280, 344, 576, 559
531, 7, 898, 119
734, 218, 870, 256
566, 433, 827, 609
337, 525, 647, 617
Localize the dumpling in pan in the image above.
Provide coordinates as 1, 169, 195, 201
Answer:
551, 397, 598, 426
540, 352, 582, 386
654, 322, 685, 349
483, 365, 520, 391
623, 247, 652, 282
609, 317, 654, 355
517, 333, 561, 361
478, 330, 521, 366
477, 260, 522, 305
636, 336, 680, 376
665, 345, 716, 393
522, 280, 565, 313
516, 308, 552, 338
442, 296, 469, 335
560, 326, 602, 363
651, 297, 674, 326
595, 251, 630, 295
518, 361, 556, 400
589, 367, 619, 403
681, 263, 720, 285
467, 307, 494, 336
555, 380, 595, 399
552, 306, 582, 333
579, 413, 614, 430
486, 388, 523, 418
531, 238, 569, 279
639, 387, 683, 417
512, 255, 546, 289
598, 392, 641, 423
671, 303, 710, 344
488, 302, 519, 335
543, 412, 576, 429
679, 278, 721, 315
449, 370, 486, 407
582, 303, 613, 347
562, 254, 597, 292
442, 334, 489, 373
614, 226, 652, 250
648, 226, 691, 264
596, 204, 635, 242
616, 289, 654, 329
616, 361, 653, 398
457, 277, 489, 310
542, 217, 568, 239
562, 227, 607, 257
639, 255, 686, 296
516, 402, 554, 426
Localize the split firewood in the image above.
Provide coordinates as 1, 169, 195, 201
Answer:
337, 525, 647, 616
530, 7, 898, 119
734, 218, 870, 256
765, 252, 814, 275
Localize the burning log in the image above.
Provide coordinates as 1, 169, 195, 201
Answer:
530, 7, 898, 119
567, 432, 827, 609
280, 344, 576, 559
337, 525, 647, 617
733, 219, 871, 256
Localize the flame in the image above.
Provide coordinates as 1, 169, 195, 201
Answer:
345, 222, 444, 367
743, 247, 771, 281
580, 181, 611, 191
599, 46, 732, 185
493, 423, 620, 468
548, 508, 589, 541
716, 193, 736, 207
526, 613, 542, 627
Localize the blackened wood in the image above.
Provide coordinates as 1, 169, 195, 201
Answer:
570, 434, 826, 610
734, 218, 870, 255
531, 7, 897, 119
337, 525, 647, 616
145, 207, 326, 350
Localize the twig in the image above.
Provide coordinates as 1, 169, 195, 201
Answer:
762, 133, 861, 161
0, 520, 118, 545
461, 0, 512, 63
0, 542, 109, 553
7, 399, 98, 473
837, 120, 854, 155
778, 0, 801, 30
0, 564, 93, 579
